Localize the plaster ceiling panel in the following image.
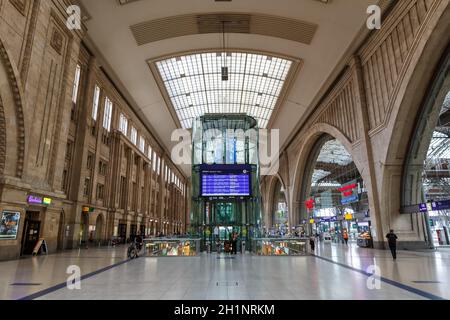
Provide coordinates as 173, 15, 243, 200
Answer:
79, 0, 379, 177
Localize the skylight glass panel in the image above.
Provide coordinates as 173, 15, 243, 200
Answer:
155, 52, 293, 129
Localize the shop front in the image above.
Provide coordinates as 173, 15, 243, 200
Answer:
20, 194, 56, 256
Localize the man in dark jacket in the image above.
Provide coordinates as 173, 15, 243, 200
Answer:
386, 230, 398, 260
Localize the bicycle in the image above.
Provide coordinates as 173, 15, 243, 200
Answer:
127, 239, 143, 259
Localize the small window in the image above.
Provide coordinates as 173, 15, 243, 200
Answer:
147, 146, 152, 159
62, 169, 68, 192
99, 160, 108, 175
131, 127, 137, 145
97, 184, 105, 200
152, 152, 157, 172
87, 152, 94, 170
157, 157, 161, 175
72, 64, 81, 104
92, 85, 101, 120
119, 113, 128, 135
103, 97, 113, 131
139, 136, 145, 153
83, 178, 91, 196
66, 142, 73, 160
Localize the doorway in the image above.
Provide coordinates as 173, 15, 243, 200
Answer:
21, 211, 41, 256
95, 215, 104, 245
57, 211, 65, 251
79, 212, 89, 247
118, 223, 127, 243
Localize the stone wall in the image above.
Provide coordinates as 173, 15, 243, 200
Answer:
0, 0, 188, 261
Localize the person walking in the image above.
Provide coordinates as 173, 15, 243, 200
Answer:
386, 229, 398, 260
231, 232, 239, 255
309, 235, 316, 252
343, 232, 349, 245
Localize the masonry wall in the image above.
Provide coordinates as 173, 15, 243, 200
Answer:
262, 0, 450, 250
0, 0, 188, 261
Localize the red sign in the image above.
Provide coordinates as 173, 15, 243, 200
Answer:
305, 199, 315, 210
338, 184, 358, 192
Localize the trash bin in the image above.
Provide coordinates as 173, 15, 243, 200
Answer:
241, 241, 246, 253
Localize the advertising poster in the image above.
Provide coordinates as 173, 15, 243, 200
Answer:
0, 211, 21, 240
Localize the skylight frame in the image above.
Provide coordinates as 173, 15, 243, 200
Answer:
151, 50, 299, 129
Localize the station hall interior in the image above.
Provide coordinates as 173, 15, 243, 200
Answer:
0, 0, 449, 301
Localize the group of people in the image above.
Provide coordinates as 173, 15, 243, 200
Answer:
215, 231, 240, 254
308, 229, 399, 260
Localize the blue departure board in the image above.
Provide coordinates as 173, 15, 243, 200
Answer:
201, 174, 250, 197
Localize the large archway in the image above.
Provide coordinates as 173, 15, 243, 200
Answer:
402, 48, 450, 247
298, 134, 372, 247
269, 178, 289, 236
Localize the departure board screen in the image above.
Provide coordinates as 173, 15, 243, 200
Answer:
201, 174, 250, 197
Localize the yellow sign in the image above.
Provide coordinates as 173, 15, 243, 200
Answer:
43, 197, 52, 205
309, 219, 315, 224
345, 213, 353, 220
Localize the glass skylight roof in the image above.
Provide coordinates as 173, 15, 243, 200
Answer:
317, 139, 353, 166
155, 52, 293, 129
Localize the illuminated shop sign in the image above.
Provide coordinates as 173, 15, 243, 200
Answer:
345, 213, 354, 220
82, 206, 95, 213
27, 195, 52, 205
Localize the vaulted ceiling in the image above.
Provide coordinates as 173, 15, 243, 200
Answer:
78, 0, 383, 176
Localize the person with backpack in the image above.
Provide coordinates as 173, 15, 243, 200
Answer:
386, 229, 398, 260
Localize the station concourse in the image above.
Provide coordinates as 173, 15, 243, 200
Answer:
0, 0, 449, 301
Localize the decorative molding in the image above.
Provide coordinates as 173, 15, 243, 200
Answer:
360, 0, 440, 132
9, 0, 27, 15
0, 96, 6, 175
0, 40, 26, 178
50, 28, 64, 55
20, 0, 41, 85
131, 12, 318, 46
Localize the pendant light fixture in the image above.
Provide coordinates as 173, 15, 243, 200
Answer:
221, 21, 229, 81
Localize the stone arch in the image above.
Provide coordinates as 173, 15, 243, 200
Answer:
291, 123, 366, 224
0, 39, 26, 178
264, 174, 288, 229
374, 8, 450, 248
383, 7, 450, 167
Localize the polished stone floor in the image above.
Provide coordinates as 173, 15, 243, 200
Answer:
0, 243, 448, 300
